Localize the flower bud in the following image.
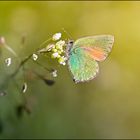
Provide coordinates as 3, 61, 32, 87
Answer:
5, 57, 11, 67
52, 33, 61, 41
56, 40, 65, 47
22, 82, 28, 93
51, 52, 59, 58
32, 54, 38, 61
0, 37, 6, 45
55, 45, 63, 50
52, 48, 57, 53
58, 56, 67, 65
57, 54, 61, 58
51, 69, 57, 77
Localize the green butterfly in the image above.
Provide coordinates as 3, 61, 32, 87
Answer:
66, 35, 114, 83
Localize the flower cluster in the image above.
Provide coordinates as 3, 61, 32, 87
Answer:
0, 33, 69, 96
42, 33, 67, 66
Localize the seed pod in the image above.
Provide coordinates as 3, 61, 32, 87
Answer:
5, 57, 11, 67
32, 54, 38, 61
22, 82, 27, 93
52, 33, 61, 41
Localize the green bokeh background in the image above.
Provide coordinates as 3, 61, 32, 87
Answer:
0, 1, 139, 139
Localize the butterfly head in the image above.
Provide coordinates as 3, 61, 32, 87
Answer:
64, 40, 74, 61
67, 40, 74, 47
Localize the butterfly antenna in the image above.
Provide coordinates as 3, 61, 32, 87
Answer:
61, 28, 73, 40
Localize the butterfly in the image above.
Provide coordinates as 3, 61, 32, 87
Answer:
66, 35, 114, 83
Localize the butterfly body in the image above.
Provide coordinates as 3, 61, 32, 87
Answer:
66, 35, 114, 83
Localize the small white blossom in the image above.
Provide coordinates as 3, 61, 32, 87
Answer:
56, 40, 65, 48
51, 52, 59, 58
32, 54, 38, 61
62, 62, 66, 65
62, 56, 67, 61
5, 57, 11, 67
58, 56, 67, 65
52, 33, 61, 41
59, 61, 66, 65
51, 70, 57, 77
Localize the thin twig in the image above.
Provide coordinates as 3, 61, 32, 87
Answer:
11, 54, 33, 78
32, 60, 52, 72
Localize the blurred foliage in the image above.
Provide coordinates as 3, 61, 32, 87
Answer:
0, 1, 140, 139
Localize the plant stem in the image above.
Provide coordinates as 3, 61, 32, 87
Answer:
0, 37, 52, 91
11, 54, 32, 78
0, 54, 32, 90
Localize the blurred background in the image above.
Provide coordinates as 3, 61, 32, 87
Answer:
0, 1, 139, 139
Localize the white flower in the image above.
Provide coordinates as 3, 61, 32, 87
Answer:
58, 56, 67, 65
62, 56, 67, 61
52, 33, 61, 41
59, 60, 66, 65
59, 61, 66, 65
51, 70, 57, 77
51, 52, 59, 58
32, 54, 38, 61
56, 40, 65, 49
5, 57, 11, 67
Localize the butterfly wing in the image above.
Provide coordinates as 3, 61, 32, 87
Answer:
67, 35, 114, 83
68, 48, 99, 83
71, 35, 114, 62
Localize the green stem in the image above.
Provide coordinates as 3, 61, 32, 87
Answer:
0, 54, 32, 90
11, 54, 32, 78
5, 44, 18, 57
32, 60, 52, 72
0, 37, 52, 91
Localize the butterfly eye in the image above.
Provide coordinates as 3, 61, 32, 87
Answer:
67, 40, 74, 45
69, 40, 74, 44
